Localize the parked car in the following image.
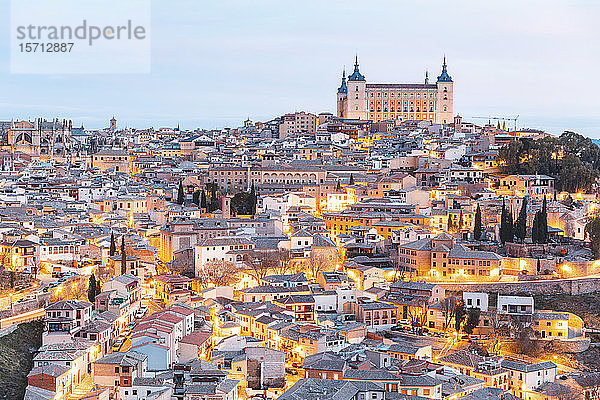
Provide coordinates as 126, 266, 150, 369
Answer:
285, 367, 298, 375
135, 306, 148, 319
112, 339, 123, 352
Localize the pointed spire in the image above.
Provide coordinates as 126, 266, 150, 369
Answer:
338, 67, 348, 94
425, 70, 429, 84
437, 55, 453, 83
348, 54, 365, 82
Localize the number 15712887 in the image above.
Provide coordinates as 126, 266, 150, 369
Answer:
19, 42, 74, 52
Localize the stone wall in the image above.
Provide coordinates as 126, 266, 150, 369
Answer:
550, 338, 591, 353
438, 276, 600, 295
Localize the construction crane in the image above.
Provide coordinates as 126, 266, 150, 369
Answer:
471, 115, 519, 133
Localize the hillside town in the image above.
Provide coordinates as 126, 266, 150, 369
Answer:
1, 59, 600, 400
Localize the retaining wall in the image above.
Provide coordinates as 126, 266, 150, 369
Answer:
438, 276, 600, 295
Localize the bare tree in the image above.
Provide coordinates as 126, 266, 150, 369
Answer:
513, 321, 537, 355
199, 259, 241, 287
0, 245, 15, 288
440, 297, 458, 332
303, 254, 336, 281
408, 297, 429, 330
488, 309, 510, 354
390, 258, 407, 283
243, 249, 292, 281
50, 277, 88, 302
270, 249, 292, 275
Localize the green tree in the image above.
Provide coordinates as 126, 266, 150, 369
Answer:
120, 236, 127, 275
177, 181, 185, 205
458, 211, 464, 231
585, 216, 600, 258
87, 274, 97, 303
192, 189, 200, 205
200, 190, 207, 209
506, 210, 514, 243
96, 279, 101, 295
206, 183, 220, 212
532, 211, 541, 243
250, 182, 257, 215
541, 196, 548, 243
515, 197, 528, 242
464, 308, 481, 334
473, 205, 482, 241
231, 192, 254, 215
336, 180, 341, 191
497, 132, 600, 193
498, 139, 524, 175
454, 303, 466, 332
447, 214, 454, 233
349, 173, 355, 185
500, 199, 508, 243
109, 232, 116, 257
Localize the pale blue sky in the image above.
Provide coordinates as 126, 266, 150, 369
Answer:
1, 0, 599, 136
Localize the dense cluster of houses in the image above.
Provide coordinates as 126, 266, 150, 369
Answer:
1, 113, 596, 400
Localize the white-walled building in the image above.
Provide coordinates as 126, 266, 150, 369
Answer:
463, 292, 489, 312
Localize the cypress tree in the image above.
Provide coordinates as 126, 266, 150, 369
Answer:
200, 190, 207, 209
336, 180, 341, 191
192, 189, 200, 205
515, 197, 527, 242
109, 232, 116, 257
532, 212, 540, 243
458, 211, 464, 231
506, 210, 514, 243
474, 205, 482, 241
250, 182, 257, 215
349, 173, 355, 185
120, 236, 127, 275
447, 214, 454, 233
96, 279, 102, 295
177, 181, 185, 205
541, 197, 548, 243
500, 199, 507, 243
88, 274, 97, 302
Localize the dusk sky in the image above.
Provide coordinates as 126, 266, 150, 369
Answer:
1, 0, 599, 137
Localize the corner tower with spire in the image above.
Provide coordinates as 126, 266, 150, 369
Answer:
335, 55, 454, 124
336, 69, 348, 118
436, 56, 454, 124
341, 56, 368, 120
